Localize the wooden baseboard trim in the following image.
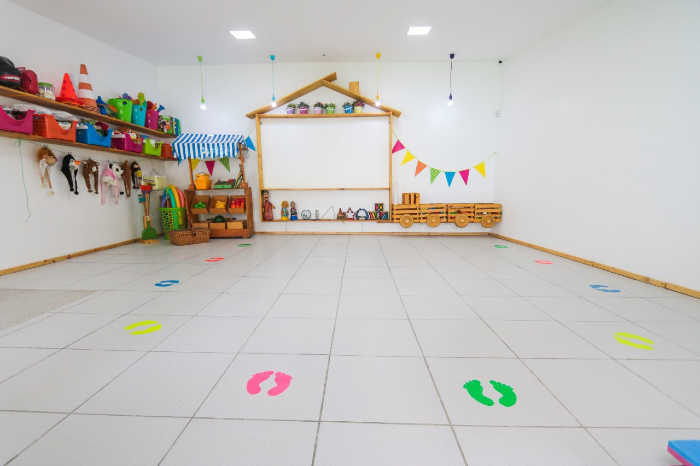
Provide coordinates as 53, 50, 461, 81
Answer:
0, 238, 142, 276
489, 233, 700, 299
257, 231, 489, 236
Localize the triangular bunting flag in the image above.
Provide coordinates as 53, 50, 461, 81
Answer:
205, 160, 216, 176
445, 172, 455, 187
392, 140, 406, 153
245, 136, 256, 152
474, 162, 486, 178
415, 161, 427, 176
400, 151, 415, 166
430, 168, 441, 184
190, 159, 200, 171
459, 169, 470, 185
219, 158, 231, 172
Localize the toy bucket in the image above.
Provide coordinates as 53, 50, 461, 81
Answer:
131, 103, 146, 126
354, 106, 363, 114
145, 109, 160, 130
313, 107, 323, 114
326, 107, 335, 114
343, 106, 352, 114
108, 99, 133, 122
286, 107, 295, 114
299, 108, 308, 114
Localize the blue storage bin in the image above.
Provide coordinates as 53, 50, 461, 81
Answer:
131, 103, 146, 126
76, 124, 113, 148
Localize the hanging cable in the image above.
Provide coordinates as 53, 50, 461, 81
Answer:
198, 56, 206, 110
448, 53, 454, 106
375, 53, 381, 106
270, 55, 276, 107
13, 139, 31, 222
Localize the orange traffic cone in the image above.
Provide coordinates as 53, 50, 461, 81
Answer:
77, 64, 98, 113
56, 73, 84, 107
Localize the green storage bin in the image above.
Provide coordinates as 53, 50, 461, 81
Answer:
159, 207, 187, 239
142, 139, 162, 157
108, 98, 133, 123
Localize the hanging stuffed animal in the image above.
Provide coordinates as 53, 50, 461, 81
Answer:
60, 154, 81, 195
82, 158, 99, 194
130, 161, 142, 189
111, 162, 125, 195
37, 146, 57, 195
121, 161, 131, 197
100, 162, 119, 205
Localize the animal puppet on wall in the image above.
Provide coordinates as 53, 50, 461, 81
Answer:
100, 162, 120, 205
111, 162, 125, 196
37, 146, 57, 195
82, 158, 99, 194
60, 153, 81, 195
130, 162, 142, 188
121, 161, 132, 198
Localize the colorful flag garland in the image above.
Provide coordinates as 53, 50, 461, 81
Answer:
392, 132, 496, 187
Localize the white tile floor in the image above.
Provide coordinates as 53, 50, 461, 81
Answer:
0, 234, 699, 465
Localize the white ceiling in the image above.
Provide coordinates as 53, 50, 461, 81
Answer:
9, 0, 615, 65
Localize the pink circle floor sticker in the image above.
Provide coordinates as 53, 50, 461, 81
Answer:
534, 260, 552, 265
206, 257, 224, 262
247, 371, 292, 397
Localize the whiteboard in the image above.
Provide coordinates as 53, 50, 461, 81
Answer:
261, 117, 389, 189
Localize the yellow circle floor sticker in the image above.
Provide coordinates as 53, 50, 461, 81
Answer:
124, 320, 162, 335
614, 332, 654, 350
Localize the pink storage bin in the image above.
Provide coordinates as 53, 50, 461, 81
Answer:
145, 109, 160, 130
0, 109, 34, 134
111, 133, 143, 153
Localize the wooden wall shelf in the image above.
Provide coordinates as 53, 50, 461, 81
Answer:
0, 86, 176, 139
259, 112, 391, 119
267, 219, 386, 223
263, 187, 389, 191
0, 129, 176, 162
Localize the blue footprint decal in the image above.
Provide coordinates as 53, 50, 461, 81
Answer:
590, 285, 620, 293
155, 280, 180, 288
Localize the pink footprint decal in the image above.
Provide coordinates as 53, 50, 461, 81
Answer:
246, 371, 274, 395
267, 372, 292, 397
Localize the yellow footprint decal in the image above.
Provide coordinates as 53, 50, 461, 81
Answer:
125, 320, 162, 335
614, 332, 654, 350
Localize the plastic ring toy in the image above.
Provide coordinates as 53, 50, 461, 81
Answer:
355, 208, 369, 220
301, 210, 311, 219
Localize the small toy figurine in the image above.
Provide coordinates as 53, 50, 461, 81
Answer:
281, 200, 289, 220
337, 208, 346, 220
289, 201, 298, 221
262, 190, 275, 221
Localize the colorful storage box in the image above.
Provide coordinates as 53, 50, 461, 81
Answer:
161, 143, 174, 159
142, 139, 162, 157
107, 98, 133, 122
111, 133, 143, 153
145, 109, 160, 130
131, 103, 147, 126
33, 114, 77, 141
76, 124, 113, 148
0, 109, 34, 134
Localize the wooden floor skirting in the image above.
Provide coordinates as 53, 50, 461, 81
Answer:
258, 231, 489, 236
0, 238, 142, 276
489, 233, 700, 299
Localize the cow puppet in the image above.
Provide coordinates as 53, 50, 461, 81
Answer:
100, 162, 122, 205
60, 154, 81, 195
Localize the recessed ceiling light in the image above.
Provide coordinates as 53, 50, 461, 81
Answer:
230, 31, 256, 39
407, 26, 431, 36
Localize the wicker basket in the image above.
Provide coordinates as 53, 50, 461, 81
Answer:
193, 228, 211, 244
169, 229, 195, 246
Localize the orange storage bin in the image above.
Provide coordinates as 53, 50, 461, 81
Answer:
33, 114, 77, 142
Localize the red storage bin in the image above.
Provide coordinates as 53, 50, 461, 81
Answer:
0, 109, 34, 135
33, 114, 77, 141
111, 133, 143, 153
161, 143, 175, 159
145, 109, 160, 131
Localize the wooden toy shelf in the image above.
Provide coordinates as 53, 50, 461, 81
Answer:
184, 187, 254, 239
0, 86, 176, 139
0, 129, 176, 162
259, 113, 391, 119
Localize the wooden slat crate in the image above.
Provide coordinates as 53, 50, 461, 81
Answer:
419, 203, 447, 222
473, 203, 502, 223
446, 203, 476, 223
402, 192, 420, 205
391, 204, 420, 222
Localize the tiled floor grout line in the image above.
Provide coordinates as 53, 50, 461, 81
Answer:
386, 237, 470, 466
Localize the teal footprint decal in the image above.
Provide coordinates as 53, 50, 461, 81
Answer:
463, 379, 517, 407
155, 280, 179, 287
590, 285, 620, 293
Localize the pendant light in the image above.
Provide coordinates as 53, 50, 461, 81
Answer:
375, 53, 381, 107
197, 56, 206, 110
270, 55, 276, 107
448, 53, 454, 106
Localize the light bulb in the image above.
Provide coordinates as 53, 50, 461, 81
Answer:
271, 101, 277, 107
375, 100, 381, 106
201, 103, 207, 110
447, 94, 453, 106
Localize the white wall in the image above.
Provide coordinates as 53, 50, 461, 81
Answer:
0, 0, 167, 270
158, 61, 501, 233
494, 0, 700, 290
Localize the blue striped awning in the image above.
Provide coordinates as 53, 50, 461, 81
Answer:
172, 134, 245, 160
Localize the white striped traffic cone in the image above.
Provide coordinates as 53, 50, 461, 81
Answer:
78, 64, 99, 113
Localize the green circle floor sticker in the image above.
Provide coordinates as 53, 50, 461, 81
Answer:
494, 245, 508, 249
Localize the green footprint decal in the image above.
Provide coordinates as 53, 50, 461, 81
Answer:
463, 380, 494, 406
463, 379, 517, 408
490, 380, 517, 407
